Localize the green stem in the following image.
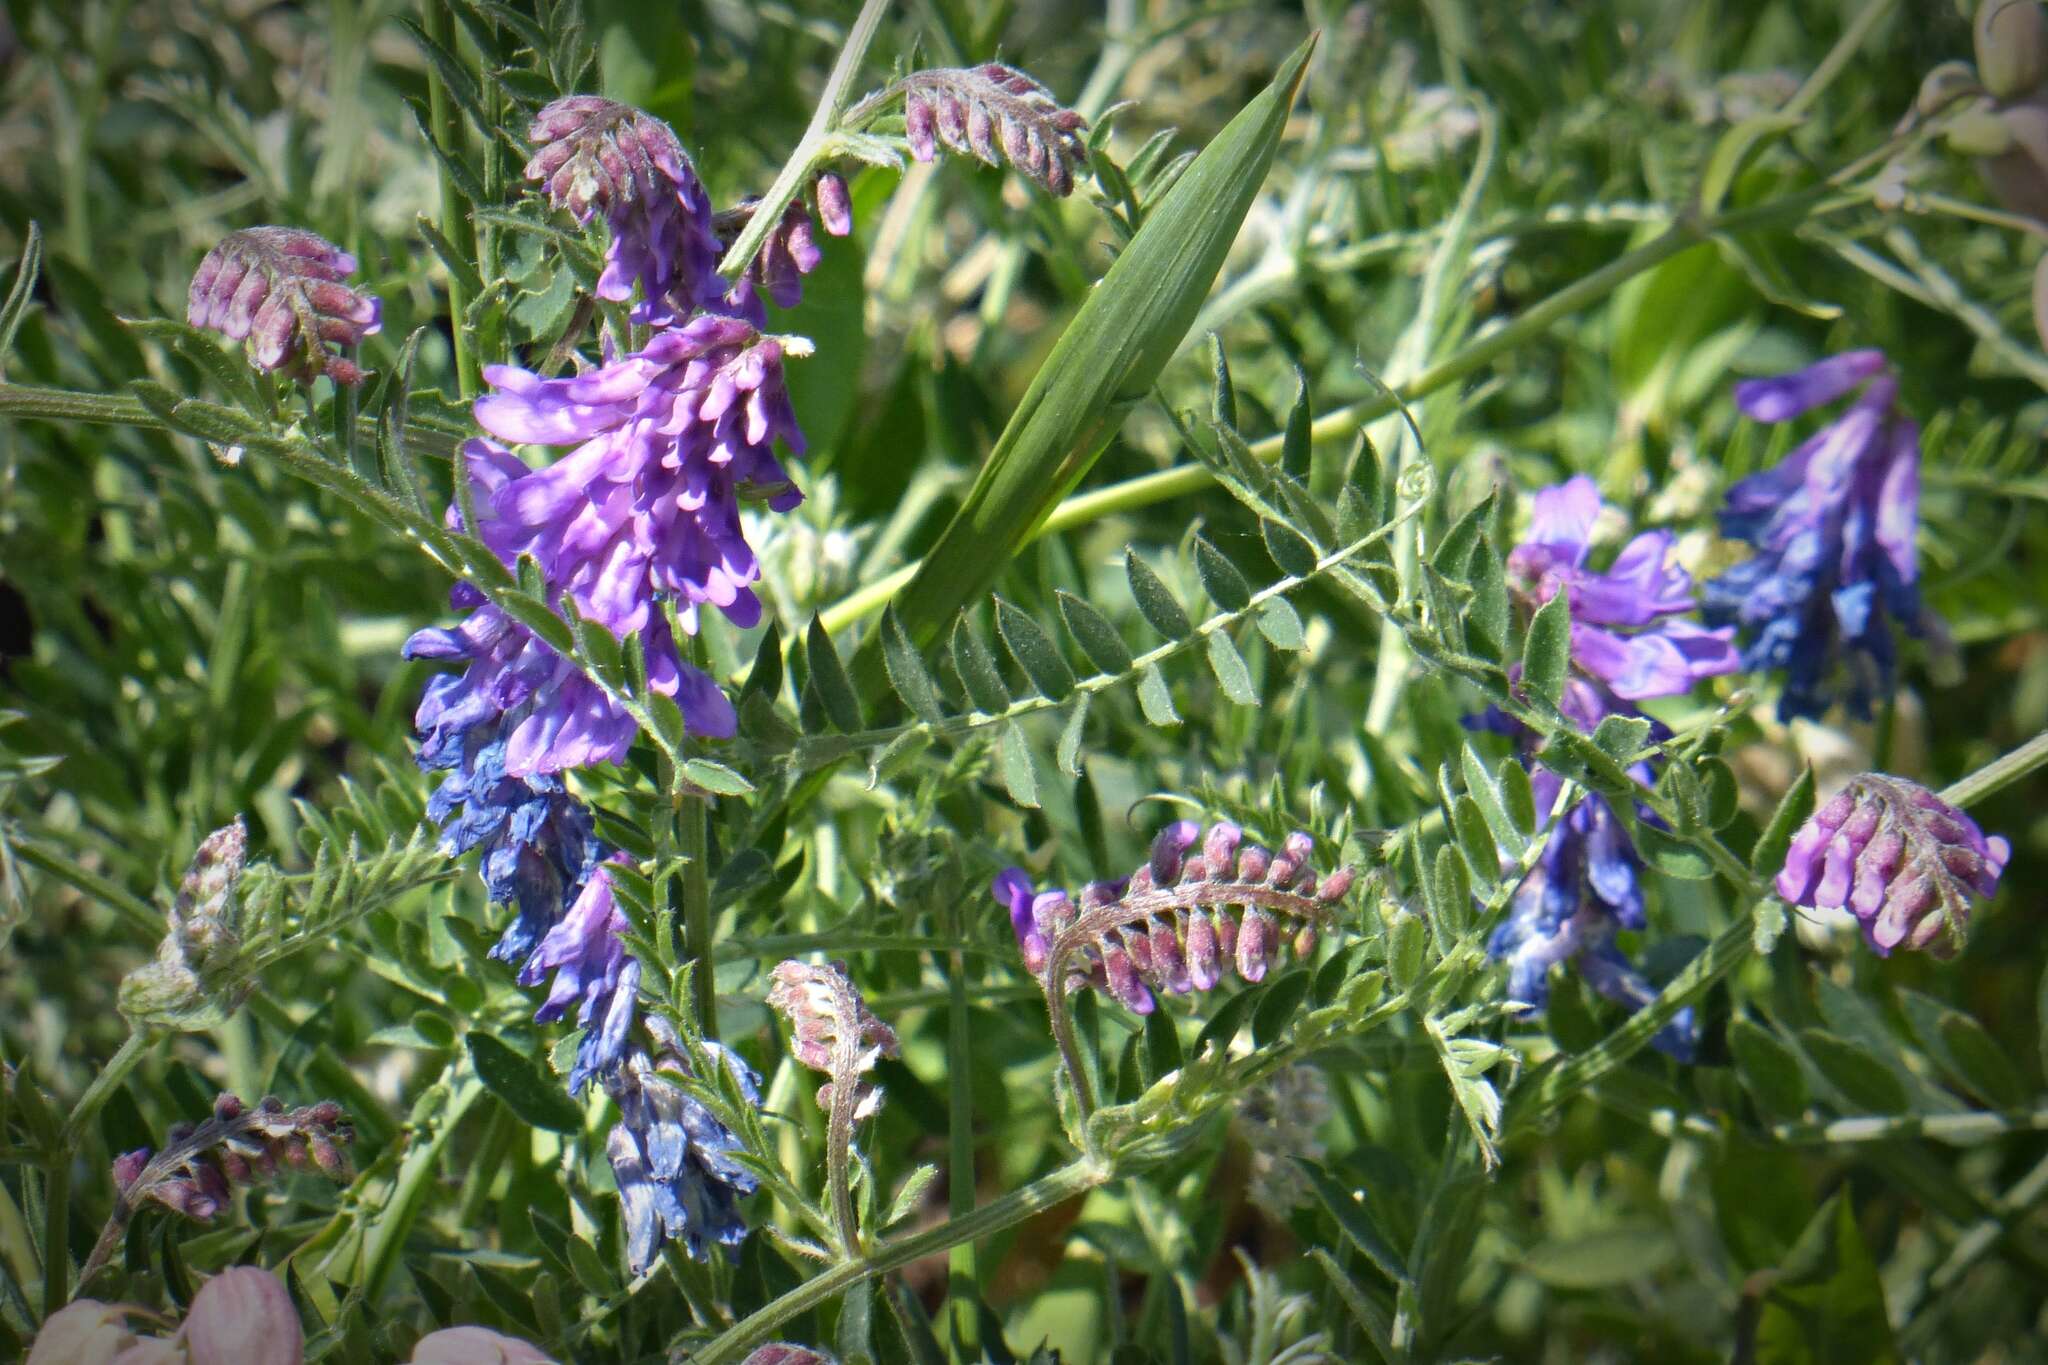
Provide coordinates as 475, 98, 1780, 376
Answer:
1783, 0, 1899, 119
693, 1156, 1110, 1365
0, 381, 463, 460
679, 788, 717, 1038
361, 1069, 486, 1301
944, 917, 979, 1363
422, 2, 479, 399
815, 185, 1847, 635
716, 0, 893, 280
60, 1031, 155, 1149
1940, 728, 2048, 811
40, 1156, 66, 1318
1512, 912, 1756, 1131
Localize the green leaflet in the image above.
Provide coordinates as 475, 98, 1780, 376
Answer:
855, 37, 1315, 689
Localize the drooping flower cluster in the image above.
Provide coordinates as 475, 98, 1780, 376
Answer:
896, 63, 1091, 196
1776, 774, 2009, 957
995, 820, 1356, 1016
403, 96, 831, 1115
187, 226, 381, 385
525, 95, 723, 326
604, 1019, 762, 1271
1702, 350, 1924, 720
766, 959, 901, 1120
111, 1092, 352, 1222
1482, 478, 1740, 1060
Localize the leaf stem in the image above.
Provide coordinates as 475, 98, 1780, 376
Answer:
678, 787, 717, 1039
1940, 728, 2048, 811
421, 3, 479, 398
814, 185, 1849, 634
715, 0, 893, 280
692, 1155, 1111, 1365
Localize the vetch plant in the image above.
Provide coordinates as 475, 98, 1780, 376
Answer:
1, 3, 2044, 1363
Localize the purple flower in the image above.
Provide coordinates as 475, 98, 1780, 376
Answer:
524, 96, 722, 326
993, 821, 1355, 1015
1509, 476, 1739, 700
605, 1023, 761, 1270
522, 856, 642, 1094
1702, 350, 1924, 720
1776, 774, 2009, 957
470, 315, 806, 639
714, 197, 826, 324
188, 226, 381, 385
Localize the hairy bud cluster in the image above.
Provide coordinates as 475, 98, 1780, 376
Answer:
187, 227, 381, 385
1776, 774, 2009, 958
118, 818, 255, 1030
112, 1092, 352, 1221
995, 820, 1357, 1017
766, 959, 900, 1121
897, 63, 1090, 196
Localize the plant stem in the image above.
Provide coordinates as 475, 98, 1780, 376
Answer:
692, 1155, 1110, 1365
716, 0, 893, 280
422, 2, 479, 399
1783, 0, 1899, 120
60, 1031, 155, 1150
361, 1068, 486, 1301
944, 917, 979, 1363
815, 185, 1847, 635
678, 787, 717, 1038
1940, 728, 2048, 811
0, 381, 464, 460
40, 1156, 67, 1318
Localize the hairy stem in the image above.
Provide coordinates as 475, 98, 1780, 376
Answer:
815, 185, 1850, 635
692, 1155, 1111, 1365
716, 0, 893, 280
1939, 728, 2048, 811
422, 3, 479, 398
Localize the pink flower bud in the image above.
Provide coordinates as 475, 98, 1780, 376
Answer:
815, 172, 853, 237
409, 1326, 555, 1364
27, 1301, 142, 1365
183, 1266, 304, 1365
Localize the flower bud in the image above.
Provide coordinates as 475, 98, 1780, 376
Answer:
740, 1348, 836, 1365
1976, 97, 2048, 220
814, 172, 853, 237
1977, 0, 2048, 100
2032, 252, 2048, 356
1203, 820, 1243, 870
1775, 773, 2009, 957
1149, 918, 1190, 993
183, 1266, 304, 1365
1236, 845, 1271, 882
1236, 909, 1273, 983
1918, 60, 1984, 118
410, 1326, 555, 1363
188, 231, 380, 385
1185, 912, 1221, 991
27, 1301, 142, 1365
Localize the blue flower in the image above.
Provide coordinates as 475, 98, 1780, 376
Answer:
523, 857, 642, 1095
606, 1029, 761, 1271
410, 714, 607, 967
1702, 349, 1924, 720
1507, 475, 1739, 700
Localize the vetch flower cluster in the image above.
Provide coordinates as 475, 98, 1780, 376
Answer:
1482, 478, 1738, 1061
767, 958, 901, 1120
1776, 774, 2009, 957
604, 1019, 762, 1271
525, 95, 723, 326
995, 820, 1356, 1016
187, 226, 381, 385
111, 1092, 352, 1221
896, 63, 1091, 196
1703, 350, 1925, 720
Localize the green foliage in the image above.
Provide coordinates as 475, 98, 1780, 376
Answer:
2, 1, 2048, 1363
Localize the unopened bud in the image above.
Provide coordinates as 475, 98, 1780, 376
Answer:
1978, 0, 2048, 100
1976, 98, 2048, 220
814, 172, 853, 237
184, 1266, 304, 1365
1918, 60, 1984, 118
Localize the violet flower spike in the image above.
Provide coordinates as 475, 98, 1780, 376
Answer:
1507, 475, 1740, 701
521, 855, 643, 1094
1776, 774, 2009, 957
604, 1024, 761, 1271
188, 226, 381, 385
994, 819, 1356, 1017
524, 96, 723, 326
1702, 350, 1925, 720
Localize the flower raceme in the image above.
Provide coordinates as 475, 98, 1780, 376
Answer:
605, 1020, 762, 1271
112, 1092, 352, 1223
1703, 350, 1925, 720
1776, 774, 2009, 957
523, 855, 640, 1095
188, 226, 382, 385
995, 820, 1356, 1017
525, 95, 723, 327
1481, 478, 1739, 1061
